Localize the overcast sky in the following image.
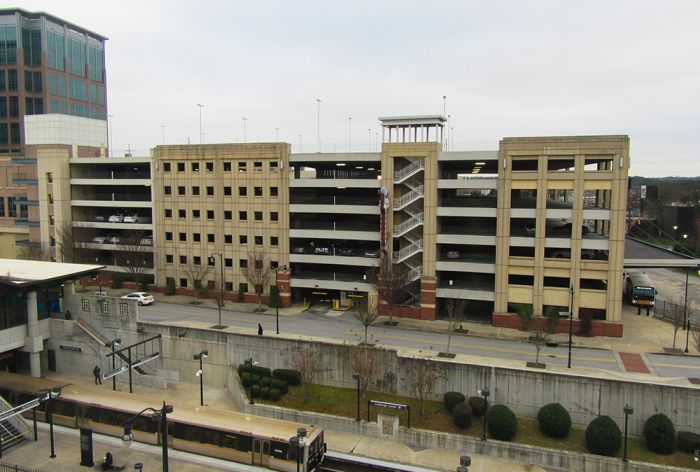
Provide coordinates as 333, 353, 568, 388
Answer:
14, 0, 700, 176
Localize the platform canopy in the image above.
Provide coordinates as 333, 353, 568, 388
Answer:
623, 238, 700, 269
0, 259, 104, 288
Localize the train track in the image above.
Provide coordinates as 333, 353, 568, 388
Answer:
321, 451, 440, 472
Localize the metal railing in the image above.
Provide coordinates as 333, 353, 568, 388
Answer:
393, 185, 424, 209
0, 397, 33, 448
653, 298, 699, 326
393, 213, 423, 236
394, 160, 424, 183
393, 240, 423, 262
0, 462, 43, 472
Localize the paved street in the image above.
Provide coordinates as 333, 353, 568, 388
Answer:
139, 297, 700, 379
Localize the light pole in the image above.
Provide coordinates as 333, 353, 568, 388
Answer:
478, 387, 489, 440
348, 117, 352, 152
298, 134, 302, 152
623, 404, 633, 462
368, 128, 371, 151
242, 117, 247, 142
123, 402, 173, 472
352, 373, 361, 421
568, 285, 574, 368
196, 104, 204, 144
110, 338, 121, 391
244, 358, 258, 404
316, 98, 321, 152
275, 127, 279, 141
686, 318, 691, 353
107, 114, 113, 157
160, 125, 165, 145
683, 268, 690, 331
38, 387, 61, 458
194, 350, 208, 406
209, 252, 224, 328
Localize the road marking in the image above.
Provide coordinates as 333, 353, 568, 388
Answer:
373, 332, 618, 363
651, 362, 700, 369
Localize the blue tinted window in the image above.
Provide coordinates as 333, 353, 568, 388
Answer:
0, 124, 7, 144
0, 70, 4, 91
88, 46, 103, 82
71, 103, 88, 117
10, 123, 20, 144
70, 79, 88, 100
48, 73, 67, 96
21, 28, 41, 67
0, 25, 17, 65
90, 84, 105, 105
9, 96, 18, 117
0, 97, 6, 117
68, 38, 86, 77
90, 107, 105, 120
8, 70, 17, 91
47, 31, 65, 71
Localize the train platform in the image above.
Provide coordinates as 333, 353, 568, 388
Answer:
2, 373, 544, 472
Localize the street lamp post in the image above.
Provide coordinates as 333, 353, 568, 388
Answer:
352, 373, 361, 421
122, 402, 173, 472
683, 268, 689, 331
685, 318, 691, 353
110, 338, 121, 391
568, 285, 574, 368
209, 252, 224, 328
623, 404, 633, 462
245, 358, 258, 404
194, 350, 208, 406
38, 387, 61, 458
478, 387, 489, 441
196, 104, 204, 144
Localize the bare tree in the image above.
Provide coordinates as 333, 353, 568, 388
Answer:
242, 250, 272, 312
530, 329, 548, 366
283, 342, 320, 403
183, 261, 212, 305
404, 356, 444, 419
443, 299, 468, 356
670, 298, 686, 350
17, 243, 52, 261
349, 345, 379, 398
370, 252, 410, 326
355, 296, 380, 345
114, 230, 151, 290
692, 327, 700, 354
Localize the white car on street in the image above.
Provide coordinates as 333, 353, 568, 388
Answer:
121, 292, 155, 306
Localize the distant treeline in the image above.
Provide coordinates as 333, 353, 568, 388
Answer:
630, 176, 700, 205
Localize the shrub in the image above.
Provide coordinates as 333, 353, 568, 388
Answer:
452, 402, 473, 429
165, 277, 176, 295
260, 376, 272, 387
677, 431, 700, 453
273, 369, 301, 386
240, 372, 252, 388
538, 403, 572, 439
486, 404, 517, 441
644, 413, 676, 454
468, 396, 488, 418
251, 385, 261, 397
260, 386, 270, 400
269, 388, 282, 401
238, 364, 252, 375
585, 416, 622, 456
111, 273, 123, 289
251, 374, 261, 385
251, 366, 272, 378
579, 311, 592, 336
238, 285, 245, 302
444, 392, 466, 412
270, 378, 288, 394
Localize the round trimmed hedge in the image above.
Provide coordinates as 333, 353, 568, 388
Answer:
677, 431, 700, 453
273, 368, 301, 386
240, 372, 252, 388
270, 378, 288, 394
260, 386, 270, 399
643, 413, 676, 454
269, 388, 282, 401
585, 416, 622, 456
452, 402, 473, 429
444, 392, 466, 412
468, 396, 488, 418
486, 404, 517, 441
537, 403, 572, 439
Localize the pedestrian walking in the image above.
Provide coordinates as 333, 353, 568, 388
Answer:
258, 323, 264, 335
93, 365, 102, 384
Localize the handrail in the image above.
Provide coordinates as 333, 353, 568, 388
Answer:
393, 185, 424, 209
393, 213, 424, 236
393, 240, 424, 262
394, 160, 424, 182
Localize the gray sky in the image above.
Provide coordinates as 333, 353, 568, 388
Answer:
15, 0, 700, 176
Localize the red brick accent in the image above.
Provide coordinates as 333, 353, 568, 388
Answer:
492, 313, 624, 338
618, 352, 650, 373
276, 271, 292, 307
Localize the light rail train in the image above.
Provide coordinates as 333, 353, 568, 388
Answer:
0, 372, 325, 471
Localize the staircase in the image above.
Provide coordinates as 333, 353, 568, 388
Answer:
77, 318, 152, 375
0, 396, 31, 454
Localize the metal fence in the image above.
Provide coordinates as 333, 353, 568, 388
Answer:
0, 462, 43, 472
653, 298, 699, 327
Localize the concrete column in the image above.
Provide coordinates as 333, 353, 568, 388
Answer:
25, 291, 42, 378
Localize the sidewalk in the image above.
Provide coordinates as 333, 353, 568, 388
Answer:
3, 373, 543, 472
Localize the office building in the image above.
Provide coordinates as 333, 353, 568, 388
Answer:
0, 8, 107, 155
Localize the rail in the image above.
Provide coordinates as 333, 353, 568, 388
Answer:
393, 185, 424, 209
393, 213, 423, 237
393, 240, 423, 262
0, 462, 43, 472
0, 396, 33, 450
394, 160, 424, 183
654, 298, 699, 325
